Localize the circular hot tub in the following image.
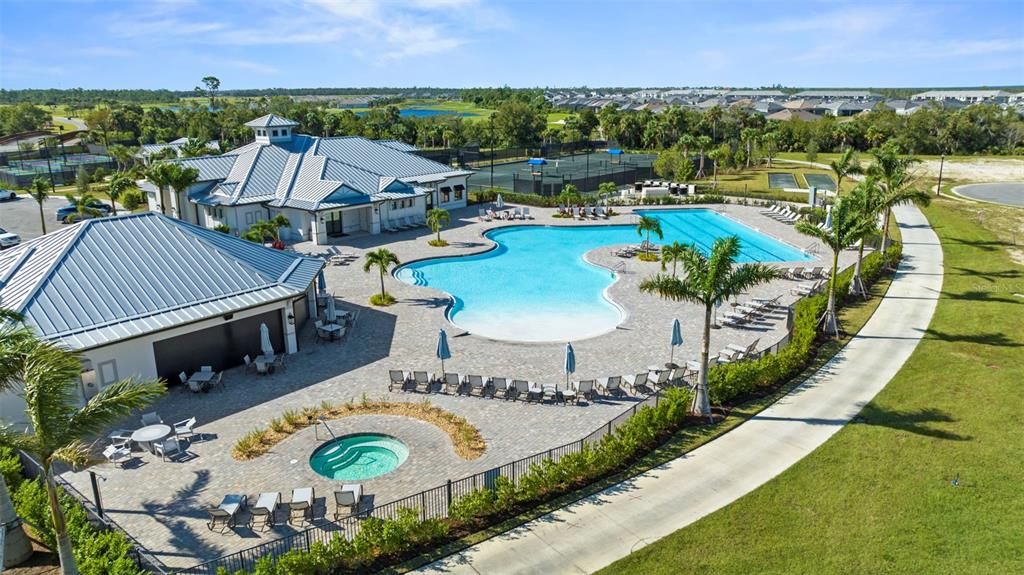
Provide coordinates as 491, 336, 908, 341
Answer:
309, 433, 409, 481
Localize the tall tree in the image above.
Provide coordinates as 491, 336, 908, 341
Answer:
0, 309, 34, 568
640, 237, 779, 419
165, 164, 200, 219
0, 334, 164, 575
660, 241, 687, 277
106, 173, 135, 216
636, 215, 663, 256
869, 144, 931, 253
694, 135, 712, 178
426, 208, 450, 245
363, 248, 400, 303
846, 178, 882, 298
829, 147, 862, 196
25, 176, 50, 235
201, 76, 220, 107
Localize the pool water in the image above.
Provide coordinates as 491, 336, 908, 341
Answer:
309, 434, 409, 481
395, 209, 811, 342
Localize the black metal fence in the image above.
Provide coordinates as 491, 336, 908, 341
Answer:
415, 141, 609, 169
510, 162, 655, 196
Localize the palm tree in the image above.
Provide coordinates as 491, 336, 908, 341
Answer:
829, 147, 862, 196
794, 197, 875, 337
165, 165, 200, 219
0, 309, 34, 567
0, 335, 164, 575
25, 176, 50, 235
180, 138, 212, 158
106, 173, 135, 216
695, 135, 712, 178
660, 241, 687, 276
426, 208, 450, 245
636, 215, 663, 257
241, 215, 290, 248
640, 237, 780, 420
363, 248, 400, 303
62, 192, 104, 223
145, 162, 175, 215
847, 178, 882, 298
597, 181, 617, 205
869, 146, 931, 254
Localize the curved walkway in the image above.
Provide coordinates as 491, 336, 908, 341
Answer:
417, 204, 943, 574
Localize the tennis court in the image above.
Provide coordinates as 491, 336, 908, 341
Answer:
468, 150, 657, 194
767, 172, 800, 189
0, 153, 114, 187
803, 173, 836, 191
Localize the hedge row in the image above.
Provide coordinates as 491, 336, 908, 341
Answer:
0, 447, 144, 575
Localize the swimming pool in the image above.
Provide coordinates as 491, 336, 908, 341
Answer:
395, 209, 811, 342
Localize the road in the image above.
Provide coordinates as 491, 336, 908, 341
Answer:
0, 195, 103, 242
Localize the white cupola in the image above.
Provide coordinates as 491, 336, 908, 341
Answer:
243, 114, 299, 145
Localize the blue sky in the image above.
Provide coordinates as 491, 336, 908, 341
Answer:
1, 0, 1021, 90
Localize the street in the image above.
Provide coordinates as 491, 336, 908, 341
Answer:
0, 194, 92, 242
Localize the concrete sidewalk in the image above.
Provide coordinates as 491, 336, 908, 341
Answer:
417, 204, 943, 575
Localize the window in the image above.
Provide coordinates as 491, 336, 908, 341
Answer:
454, 185, 464, 201
441, 186, 452, 203
272, 129, 279, 137
98, 360, 119, 386
392, 201, 397, 210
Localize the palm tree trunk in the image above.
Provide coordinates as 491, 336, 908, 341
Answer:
850, 240, 868, 298
823, 250, 840, 337
44, 469, 79, 575
1, 474, 33, 568
379, 268, 386, 299
37, 201, 47, 235
746, 140, 752, 169
881, 207, 892, 254
695, 305, 713, 421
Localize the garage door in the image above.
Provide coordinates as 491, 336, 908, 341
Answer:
153, 310, 284, 384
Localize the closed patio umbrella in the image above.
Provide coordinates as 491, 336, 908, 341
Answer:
564, 342, 576, 386
260, 323, 274, 357
325, 296, 337, 323
317, 270, 327, 296
495, 194, 504, 209
669, 318, 683, 368
436, 329, 451, 374
824, 204, 833, 230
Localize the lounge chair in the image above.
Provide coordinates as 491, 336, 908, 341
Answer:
650, 369, 672, 388
442, 372, 460, 394
623, 372, 650, 395
479, 209, 490, 221
206, 494, 247, 532
140, 412, 162, 426
785, 267, 806, 280
525, 382, 544, 403
523, 207, 531, 219
575, 379, 596, 402
513, 207, 522, 219
760, 205, 782, 215
791, 279, 823, 296
103, 445, 132, 468
334, 484, 362, 519
388, 370, 409, 392
509, 379, 528, 401
667, 368, 687, 386
599, 376, 626, 398
491, 377, 509, 399
289, 487, 314, 525
412, 371, 431, 392
465, 375, 485, 396
244, 354, 256, 373
173, 417, 197, 439
803, 267, 824, 280
249, 492, 281, 531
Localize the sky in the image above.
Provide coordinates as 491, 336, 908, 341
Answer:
1, 0, 1022, 90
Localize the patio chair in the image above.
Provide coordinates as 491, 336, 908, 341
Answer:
513, 207, 522, 219
623, 372, 649, 395
140, 412, 162, 426
523, 207, 531, 219
442, 372, 460, 394
103, 445, 132, 468
791, 280, 823, 296
206, 494, 247, 532
651, 369, 672, 388
334, 484, 362, 520
249, 492, 281, 531
599, 376, 626, 398
173, 417, 197, 439
411, 371, 431, 392
272, 354, 286, 372
803, 267, 824, 280
210, 371, 225, 392
575, 379, 596, 402
508, 379, 527, 401
108, 429, 133, 450
155, 437, 183, 462
667, 368, 687, 387
760, 204, 781, 215
315, 320, 329, 343
200, 365, 212, 373
388, 370, 408, 392
289, 487, 314, 525
465, 375, 485, 396
491, 377, 508, 399
785, 267, 806, 280
178, 372, 188, 387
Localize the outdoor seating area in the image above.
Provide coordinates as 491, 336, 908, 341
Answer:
720, 295, 784, 327
179, 366, 225, 393
203, 484, 367, 535
557, 204, 610, 219
383, 215, 428, 233
102, 412, 201, 466
315, 294, 355, 343
760, 204, 805, 224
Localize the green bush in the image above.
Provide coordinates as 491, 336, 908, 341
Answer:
120, 188, 145, 211
0, 446, 22, 490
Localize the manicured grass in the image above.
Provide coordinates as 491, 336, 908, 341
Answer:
599, 199, 1024, 575
546, 112, 571, 125
705, 164, 855, 194
48, 117, 78, 134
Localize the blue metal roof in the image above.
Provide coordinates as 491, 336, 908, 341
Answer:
244, 114, 300, 128
0, 213, 324, 350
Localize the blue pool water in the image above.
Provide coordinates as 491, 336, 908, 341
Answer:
396, 209, 811, 342
309, 434, 409, 481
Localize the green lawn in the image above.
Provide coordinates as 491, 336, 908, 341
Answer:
706, 164, 855, 194
599, 199, 1024, 575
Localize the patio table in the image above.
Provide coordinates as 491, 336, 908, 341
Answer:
131, 424, 171, 454
188, 370, 215, 392
321, 323, 343, 341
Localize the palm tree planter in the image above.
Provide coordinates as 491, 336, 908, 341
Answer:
636, 215, 663, 261
364, 248, 400, 306
640, 237, 779, 421
426, 208, 450, 247
0, 329, 164, 575
794, 197, 875, 337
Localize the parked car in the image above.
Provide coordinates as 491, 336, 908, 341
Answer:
0, 189, 17, 201
0, 227, 21, 249
56, 201, 112, 223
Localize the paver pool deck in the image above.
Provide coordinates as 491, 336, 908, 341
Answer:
417, 204, 942, 574
61, 203, 854, 569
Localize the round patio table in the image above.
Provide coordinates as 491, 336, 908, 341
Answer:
131, 424, 172, 454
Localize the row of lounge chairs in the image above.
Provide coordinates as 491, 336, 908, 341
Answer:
206, 484, 364, 533
560, 205, 610, 220
480, 207, 532, 220
781, 266, 829, 281
721, 296, 782, 328
614, 240, 659, 258
760, 205, 804, 225
383, 216, 426, 233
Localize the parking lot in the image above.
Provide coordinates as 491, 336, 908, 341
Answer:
0, 194, 82, 243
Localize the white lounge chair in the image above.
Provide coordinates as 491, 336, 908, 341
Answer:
334, 484, 362, 519
249, 492, 281, 531
206, 494, 247, 532
289, 487, 314, 525
523, 207, 532, 219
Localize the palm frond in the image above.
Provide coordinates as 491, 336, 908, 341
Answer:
0, 424, 41, 454
20, 340, 83, 448
66, 378, 165, 439
706, 236, 741, 294
49, 440, 100, 470
719, 263, 782, 301
639, 274, 705, 306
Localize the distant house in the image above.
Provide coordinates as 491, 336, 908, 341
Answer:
821, 100, 876, 117
0, 212, 324, 424
139, 114, 473, 245
766, 109, 823, 122
137, 137, 221, 163
911, 90, 1013, 104
792, 90, 882, 101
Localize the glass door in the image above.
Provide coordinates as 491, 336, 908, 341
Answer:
325, 211, 344, 236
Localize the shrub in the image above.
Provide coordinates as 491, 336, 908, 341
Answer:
120, 188, 145, 211
369, 293, 396, 306
213, 224, 231, 233
0, 446, 22, 490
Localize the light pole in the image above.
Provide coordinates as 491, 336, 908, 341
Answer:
935, 153, 945, 197
488, 118, 495, 190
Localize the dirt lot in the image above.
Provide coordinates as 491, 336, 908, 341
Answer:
919, 158, 1024, 182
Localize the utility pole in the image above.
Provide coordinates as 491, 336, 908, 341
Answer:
489, 118, 495, 189
935, 153, 945, 197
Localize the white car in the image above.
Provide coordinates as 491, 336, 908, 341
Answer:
0, 227, 21, 249
0, 189, 17, 201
